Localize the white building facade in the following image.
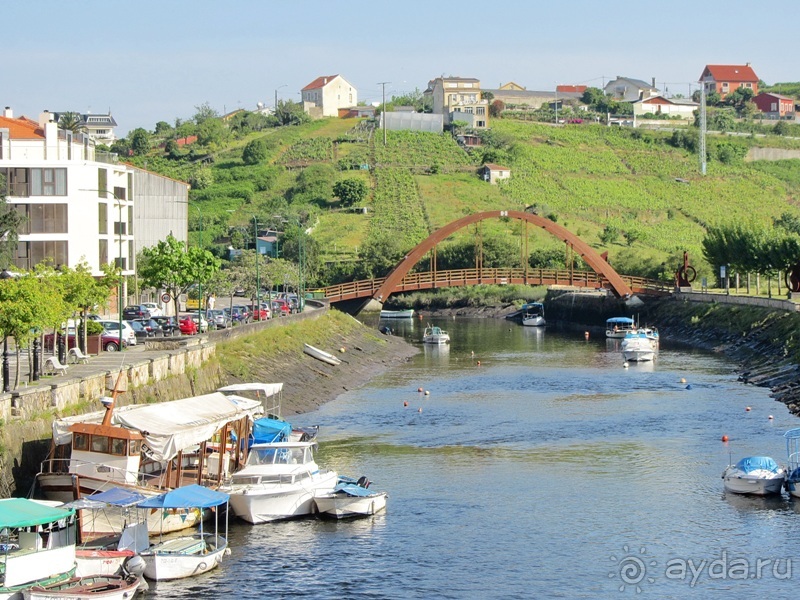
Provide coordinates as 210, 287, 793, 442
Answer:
301, 75, 357, 118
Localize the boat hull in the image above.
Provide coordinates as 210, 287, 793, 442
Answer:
228, 471, 339, 524
303, 344, 342, 366
25, 575, 142, 600
141, 536, 227, 581
380, 310, 413, 319
522, 316, 545, 327
314, 491, 387, 519
722, 469, 785, 496
622, 349, 655, 362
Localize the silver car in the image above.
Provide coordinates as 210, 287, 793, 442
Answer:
206, 309, 231, 329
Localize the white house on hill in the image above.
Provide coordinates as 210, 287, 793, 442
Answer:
301, 75, 357, 118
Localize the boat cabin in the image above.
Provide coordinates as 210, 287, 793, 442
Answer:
69, 422, 145, 486
606, 317, 636, 338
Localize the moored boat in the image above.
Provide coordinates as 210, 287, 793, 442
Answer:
314, 476, 387, 519
422, 325, 450, 345
0, 499, 78, 600
380, 309, 414, 319
24, 573, 143, 600
621, 331, 656, 362
303, 343, 342, 366
606, 317, 636, 339
722, 456, 786, 496
138, 485, 230, 581
221, 441, 338, 524
784, 428, 800, 497
520, 302, 546, 328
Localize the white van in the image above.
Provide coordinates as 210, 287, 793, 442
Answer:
98, 320, 137, 346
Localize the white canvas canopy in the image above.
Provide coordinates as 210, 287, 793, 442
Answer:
52, 392, 262, 461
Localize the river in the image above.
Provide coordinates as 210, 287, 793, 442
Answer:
147, 318, 800, 599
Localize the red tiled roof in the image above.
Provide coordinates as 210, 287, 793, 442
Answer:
703, 64, 759, 83
0, 115, 44, 139
302, 75, 339, 91
557, 85, 587, 93
484, 163, 510, 171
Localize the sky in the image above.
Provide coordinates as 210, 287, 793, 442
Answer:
4, 1, 797, 136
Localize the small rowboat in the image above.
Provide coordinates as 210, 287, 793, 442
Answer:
303, 343, 342, 366
380, 309, 414, 319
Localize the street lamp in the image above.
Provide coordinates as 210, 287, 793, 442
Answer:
274, 84, 288, 113
253, 216, 261, 319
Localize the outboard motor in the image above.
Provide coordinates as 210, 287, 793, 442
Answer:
123, 554, 146, 578
356, 476, 371, 489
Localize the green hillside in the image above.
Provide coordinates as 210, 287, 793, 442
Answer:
126, 114, 800, 286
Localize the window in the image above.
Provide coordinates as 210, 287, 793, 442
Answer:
91, 435, 109, 453
128, 205, 134, 235
477, 107, 486, 115
2, 168, 29, 197
130, 440, 142, 455
110, 438, 127, 456
29, 204, 68, 233
73, 433, 89, 451
14, 205, 30, 234
98, 169, 107, 195
113, 186, 126, 201
127, 173, 134, 201
30, 169, 66, 196
466, 107, 474, 114
746, 83, 752, 89
29, 241, 68, 268
99, 239, 108, 265
113, 221, 126, 236
128, 240, 134, 270
98, 203, 107, 234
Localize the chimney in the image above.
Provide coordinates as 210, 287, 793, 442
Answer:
652, 77, 656, 88
3, 107, 11, 118
38, 110, 54, 128
746, 62, 751, 67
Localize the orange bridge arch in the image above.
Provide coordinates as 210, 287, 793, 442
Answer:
372, 210, 633, 302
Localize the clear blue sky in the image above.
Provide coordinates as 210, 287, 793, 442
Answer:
4, 0, 795, 136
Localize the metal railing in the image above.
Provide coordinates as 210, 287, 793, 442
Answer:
311, 268, 670, 303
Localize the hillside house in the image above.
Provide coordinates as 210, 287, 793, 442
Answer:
753, 92, 795, 119
51, 110, 118, 144
483, 87, 583, 111
604, 77, 659, 102
700, 64, 759, 99
426, 77, 489, 128
632, 95, 699, 119
481, 163, 511, 184
301, 75, 357, 118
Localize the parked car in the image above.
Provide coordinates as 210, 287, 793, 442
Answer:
227, 305, 250, 324
44, 332, 127, 352
190, 313, 209, 332
122, 305, 152, 320
152, 315, 180, 336
98, 320, 137, 346
206, 309, 231, 329
179, 316, 198, 335
247, 304, 269, 321
126, 319, 153, 341
141, 302, 163, 317
271, 299, 291, 316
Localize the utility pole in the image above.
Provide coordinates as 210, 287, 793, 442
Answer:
699, 84, 707, 176
378, 81, 390, 146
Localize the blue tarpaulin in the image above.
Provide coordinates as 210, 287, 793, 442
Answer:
137, 484, 229, 509
606, 317, 634, 325
734, 456, 781, 473
251, 417, 292, 446
64, 487, 147, 509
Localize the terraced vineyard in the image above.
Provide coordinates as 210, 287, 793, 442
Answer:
374, 130, 475, 171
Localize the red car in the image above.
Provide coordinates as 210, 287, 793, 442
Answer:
44, 332, 127, 352
248, 305, 269, 321
179, 316, 198, 335
271, 300, 291, 316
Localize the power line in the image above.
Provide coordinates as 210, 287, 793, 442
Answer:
377, 81, 390, 146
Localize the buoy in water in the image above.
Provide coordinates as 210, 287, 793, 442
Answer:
339, 347, 346, 353
418, 407, 423, 413
769, 415, 774, 420
417, 387, 423, 393
403, 401, 408, 407
476, 360, 481, 366
722, 435, 729, 442
424, 390, 430, 396
745, 406, 751, 412
584, 331, 589, 340
680, 378, 686, 384
685, 384, 692, 390
623, 362, 629, 368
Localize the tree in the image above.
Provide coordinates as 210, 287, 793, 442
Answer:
333, 178, 368, 206
599, 225, 621, 245
0, 174, 22, 269
274, 100, 310, 126
481, 91, 495, 102
242, 139, 268, 165
139, 234, 220, 317
774, 120, 790, 136
57, 112, 85, 134
154, 121, 172, 135
196, 118, 227, 147
129, 128, 151, 155
489, 100, 505, 118
193, 102, 219, 125
59, 262, 114, 353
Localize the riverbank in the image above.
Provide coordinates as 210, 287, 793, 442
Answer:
216, 310, 419, 415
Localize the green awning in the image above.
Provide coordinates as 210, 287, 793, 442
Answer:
0, 498, 75, 529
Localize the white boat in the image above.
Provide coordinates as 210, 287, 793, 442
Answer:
380, 309, 414, 319
303, 343, 342, 366
621, 331, 655, 362
722, 456, 786, 496
0, 499, 78, 600
221, 441, 338, 524
422, 325, 450, 345
606, 317, 636, 339
37, 374, 262, 536
138, 485, 230, 581
314, 476, 387, 519
520, 302, 546, 327
25, 573, 143, 600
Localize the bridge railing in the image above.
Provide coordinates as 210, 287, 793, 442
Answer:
310, 269, 669, 302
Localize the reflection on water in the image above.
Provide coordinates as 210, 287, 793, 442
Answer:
150, 318, 800, 598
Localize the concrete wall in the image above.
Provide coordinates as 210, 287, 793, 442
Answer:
674, 290, 798, 312
0, 342, 220, 496
746, 147, 800, 162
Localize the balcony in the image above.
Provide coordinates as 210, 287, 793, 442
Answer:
95, 151, 119, 165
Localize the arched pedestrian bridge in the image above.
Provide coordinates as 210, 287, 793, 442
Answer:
311, 210, 669, 304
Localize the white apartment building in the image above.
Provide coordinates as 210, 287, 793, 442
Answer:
0, 107, 188, 304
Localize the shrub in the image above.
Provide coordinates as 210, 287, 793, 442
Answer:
242, 139, 268, 165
